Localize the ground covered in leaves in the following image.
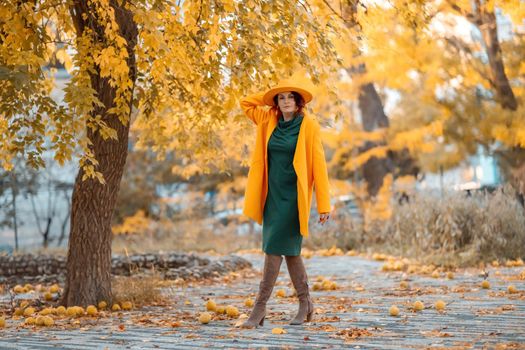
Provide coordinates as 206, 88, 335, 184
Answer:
0, 251, 524, 349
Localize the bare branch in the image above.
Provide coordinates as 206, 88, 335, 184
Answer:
321, 0, 349, 23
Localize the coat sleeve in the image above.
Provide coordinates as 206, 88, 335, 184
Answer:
240, 92, 273, 125
312, 122, 332, 214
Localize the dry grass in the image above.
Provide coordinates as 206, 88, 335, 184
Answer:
112, 274, 168, 307
314, 185, 525, 267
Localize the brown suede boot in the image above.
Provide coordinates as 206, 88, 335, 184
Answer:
240, 254, 283, 328
286, 255, 314, 325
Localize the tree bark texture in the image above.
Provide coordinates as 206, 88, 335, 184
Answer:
357, 83, 394, 197
474, 6, 517, 111
62, 0, 138, 306
341, 3, 400, 197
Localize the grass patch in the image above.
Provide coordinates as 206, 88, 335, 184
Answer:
112, 274, 168, 307
312, 185, 525, 267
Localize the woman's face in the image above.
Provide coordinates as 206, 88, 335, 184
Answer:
277, 91, 297, 114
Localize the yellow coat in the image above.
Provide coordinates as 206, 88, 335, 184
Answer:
241, 92, 331, 237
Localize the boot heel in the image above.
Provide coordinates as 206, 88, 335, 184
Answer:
306, 311, 313, 322
259, 316, 265, 326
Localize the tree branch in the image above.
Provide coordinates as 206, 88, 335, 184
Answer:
321, 0, 349, 23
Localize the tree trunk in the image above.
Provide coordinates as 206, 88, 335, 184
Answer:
62, 1, 138, 306
57, 191, 71, 247
471, 2, 522, 194
43, 217, 52, 249
357, 82, 393, 196
10, 172, 19, 251
344, 68, 394, 197
341, 3, 397, 197
475, 6, 517, 111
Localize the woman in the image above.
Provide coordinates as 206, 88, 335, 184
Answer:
239, 78, 331, 328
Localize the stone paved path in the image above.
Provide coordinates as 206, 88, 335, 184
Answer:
1, 254, 525, 349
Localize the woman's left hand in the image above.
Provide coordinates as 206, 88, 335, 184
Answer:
319, 212, 330, 225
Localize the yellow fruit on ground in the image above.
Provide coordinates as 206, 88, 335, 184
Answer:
431, 270, 440, 278
14, 308, 24, 316
121, 301, 133, 311
226, 305, 239, 318
399, 281, 409, 289
35, 316, 45, 326
13, 285, 24, 293
329, 282, 338, 290
206, 299, 217, 312
98, 301, 107, 310
313, 282, 322, 291
389, 305, 400, 316
43, 316, 54, 326
244, 298, 254, 307
508, 285, 518, 294
271, 327, 286, 334
23, 307, 35, 317
481, 280, 490, 289
75, 307, 85, 316
215, 305, 226, 314
407, 265, 418, 274
199, 312, 212, 324
40, 308, 53, 316
49, 284, 60, 293
86, 305, 98, 316
24, 284, 33, 291
20, 300, 29, 309
413, 301, 424, 311
44, 292, 53, 301
0, 317, 5, 328
56, 306, 66, 315
322, 280, 332, 291
392, 261, 405, 271
25, 317, 35, 325
112, 304, 121, 311
275, 289, 286, 297
66, 307, 77, 317
316, 276, 324, 282
435, 300, 446, 311
302, 250, 313, 259
447, 272, 454, 279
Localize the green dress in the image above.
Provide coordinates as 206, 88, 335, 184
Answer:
262, 114, 304, 256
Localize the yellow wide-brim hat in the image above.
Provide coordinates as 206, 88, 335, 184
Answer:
262, 78, 314, 106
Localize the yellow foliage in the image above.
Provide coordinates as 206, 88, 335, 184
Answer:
345, 146, 389, 172
389, 120, 443, 154
362, 174, 393, 225
112, 210, 151, 235
0, 0, 341, 180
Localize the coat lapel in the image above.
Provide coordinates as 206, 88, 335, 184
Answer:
293, 115, 308, 196
265, 115, 278, 152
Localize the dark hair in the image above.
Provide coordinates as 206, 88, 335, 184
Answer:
273, 91, 305, 117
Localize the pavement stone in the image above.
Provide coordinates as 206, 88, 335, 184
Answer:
1, 254, 524, 349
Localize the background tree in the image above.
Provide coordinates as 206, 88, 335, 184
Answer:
312, 0, 523, 219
